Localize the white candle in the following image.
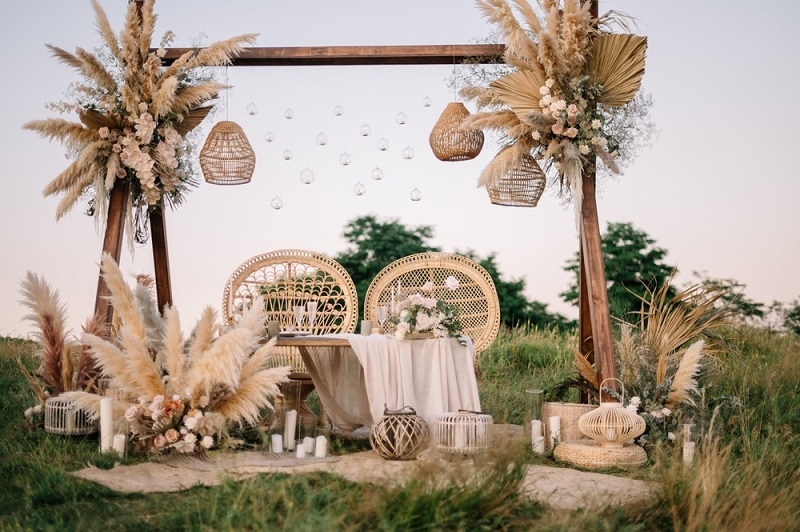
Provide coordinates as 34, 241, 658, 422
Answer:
683, 441, 695, 465
284, 410, 297, 451
100, 397, 113, 452
390, 287, 396, 314
549, 415, 561, 448
532, 436, 545, 455
531, 419, 543, 439
113, 433, 126, 456
314, 435, 328, 457
295, 442, 306, 458
271, 433, 284, 453
606, 427, 618, 442
304, 436, 316, 454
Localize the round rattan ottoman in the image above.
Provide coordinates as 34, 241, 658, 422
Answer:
553, 440, 647, 470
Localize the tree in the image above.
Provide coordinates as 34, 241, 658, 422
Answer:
562, 222, 675, 319
784, 299, 800, 336
334, 215, 438, 314
690, 272, 765, 323
459, 250, 573, 330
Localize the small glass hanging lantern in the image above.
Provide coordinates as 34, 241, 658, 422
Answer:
371, 166, 384, 181
270, 196, 284, 210
409, 187, 422, 201
429, 102, 484, 161
339, 152, 351, 166
334, 105, 343, 116
577, 379, 646, 448
395, 110, 407, 125
199, 121, 256, 185
402, 146, 415, 160
246, 102, 258, 115
315, 132, 328, 145
422, 96, 432, 108
377, 137, 390, 151
360, 123, 372, 136
353, 181, 366, 196
284, 108, 294, 119
264, 131, 274, 143
282, 148, 293, 160
299, 168, 315, 184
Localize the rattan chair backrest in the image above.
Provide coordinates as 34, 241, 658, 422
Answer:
364, 252, 500, 355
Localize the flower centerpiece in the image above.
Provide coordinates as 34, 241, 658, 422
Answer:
389, 276, 463, 340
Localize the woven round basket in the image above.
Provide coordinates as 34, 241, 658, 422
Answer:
428, 102, 484, 161
44, 397, 98, 436
370, 406, 431, 460
434, 410, 493, 455
487, 151, 546, 207
553, 440, 647, 470
542, 402, 595, 451
199, 120, 256, 185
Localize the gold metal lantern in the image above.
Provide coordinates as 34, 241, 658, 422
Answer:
577, 379, 646, 448
428, 102, 484, 161
199, 121, 256, 185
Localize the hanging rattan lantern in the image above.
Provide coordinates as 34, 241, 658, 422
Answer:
577, 379, 646, 448
428, 102, 484, 161
486, 149, 546, 207
199, 121, 256, 185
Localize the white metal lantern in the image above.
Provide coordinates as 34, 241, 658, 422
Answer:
578, 379, 645, 448
434, 410, 493, 456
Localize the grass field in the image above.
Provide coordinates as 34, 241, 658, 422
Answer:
1, 325, 799, 531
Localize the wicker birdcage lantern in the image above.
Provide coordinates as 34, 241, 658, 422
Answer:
44, 397, 98, 436
486, 150, 546, 207
199, 121, 256, 185
578, 379, 646, 448
369, 406, 431, 460
428, 102, 484, 161
434, 410, 493, 456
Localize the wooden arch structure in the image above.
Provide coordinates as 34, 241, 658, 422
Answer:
98, 0, 615, 390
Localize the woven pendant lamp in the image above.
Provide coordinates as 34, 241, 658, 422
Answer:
486, 149, 546, 207
428, 102, 484, 161
199, 121, 256, 185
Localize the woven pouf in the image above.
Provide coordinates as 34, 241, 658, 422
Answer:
553, 440, 647, 470
44, 397, 98, 436
434, 411, 493, 456
370, 407, 431, 460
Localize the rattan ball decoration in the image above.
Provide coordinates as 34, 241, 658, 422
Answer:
428, 102, 484, 161
199, 121, 256, 185
434, 410, 493, 455
44, 397, 98, 436
486, 148, 546, 207
578, 379, 646, 448
369, 406, 431, 460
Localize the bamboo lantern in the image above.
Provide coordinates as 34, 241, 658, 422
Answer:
577, 379, 645, 448
199, 121, 256, 185
428, 102, 484, 161
434, 410, 493, 455
487, 151, 546, 207
369, 406, 431, 460
44, 397, 98, 436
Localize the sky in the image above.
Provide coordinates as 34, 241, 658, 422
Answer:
1, 0, 799, 338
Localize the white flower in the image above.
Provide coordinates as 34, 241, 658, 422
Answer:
531, 130, 541, 141
33, 404, 42, 414
591, 119, 602, 129
661, 407, 672, 417
551, 123, 564, 135
630, 396, 641, 406
409, 293, 423, 305
98, 126, 109, 139
567, 104, 579, 117
201, 435, 215, 449
650, 409, 664, 419
625, 403, 639, 413
539, 85, 550, 96
415, 312, 433, 331
124, 405, 138, 422
668, 432, 676, 441
156, 47, 166, 58
394, 322, 409, 340
545, 78, 555, 88
184, 433, 197, 444
422, 297, 437, 309
579, 144, 590, 155
445, 276, 459, 290
539, 95, 552, 108
565, 127, 578, 138
24, 407, 33, 418
422, 281, 433, 292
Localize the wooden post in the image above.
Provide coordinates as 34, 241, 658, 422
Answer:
150, 205, 173, 312
578, 241, 594, 403
93, 181, 129, 326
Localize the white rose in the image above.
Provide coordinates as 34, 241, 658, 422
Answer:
201, 435, 215, 449
565, 127, 578, 138
579, 144, 590, 155
422, 281, 433, 292
445, 276, 459, 290
591, 119, 601, 129
415, 312, 432, 331
661, 407, 672, 416
409, 293, 423, 305
422, 298, 437, 309
539, 85, 550, 96
545, 78, 555, 88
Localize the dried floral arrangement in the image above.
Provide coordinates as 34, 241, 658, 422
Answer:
563, 275, 735, 449
20, 254, 290, 454
23, 0, 256, 243
460, 0, 647, 208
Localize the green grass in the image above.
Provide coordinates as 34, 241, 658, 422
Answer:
2, 327, 800, 530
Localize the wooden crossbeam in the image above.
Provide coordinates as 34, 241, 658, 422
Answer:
160, 44, 505, 66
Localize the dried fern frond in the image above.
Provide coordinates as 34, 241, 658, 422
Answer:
55, 172, 94, 220
588, 34, 647, 107
169, 82, 229, 117
91, 0, 121, 63
74, 47, 117, 93
22, 118, 97, 148
572, 348, 599, 390
184, 34, 259, 71
461, 110, 521, 133
666, 340, 704, 407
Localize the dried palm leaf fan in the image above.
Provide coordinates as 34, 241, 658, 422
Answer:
429, 102, 484, 161
589, 34, 648, 107
486, 146, 546, 207
200, 121, 256, 185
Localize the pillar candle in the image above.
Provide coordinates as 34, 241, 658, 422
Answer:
314, 435, 328, 457
683, 441, 696, 465
295, 442, 306, 458
531, 419, 543, 439
271, 433, 284, 453
113, 433, 126, 456
284, 409, 297, 451
548, 415, 561, 448
303, 436, 316, 454
532, 436, 545, 455
100, 397, 113, 452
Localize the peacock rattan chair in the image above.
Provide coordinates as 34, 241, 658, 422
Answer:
222, 248, 358, 375
363, 252, 500, 357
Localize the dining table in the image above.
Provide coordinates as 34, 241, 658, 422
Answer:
274, 333, 482, 431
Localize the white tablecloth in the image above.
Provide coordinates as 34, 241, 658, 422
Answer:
298, 334, 481, 431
